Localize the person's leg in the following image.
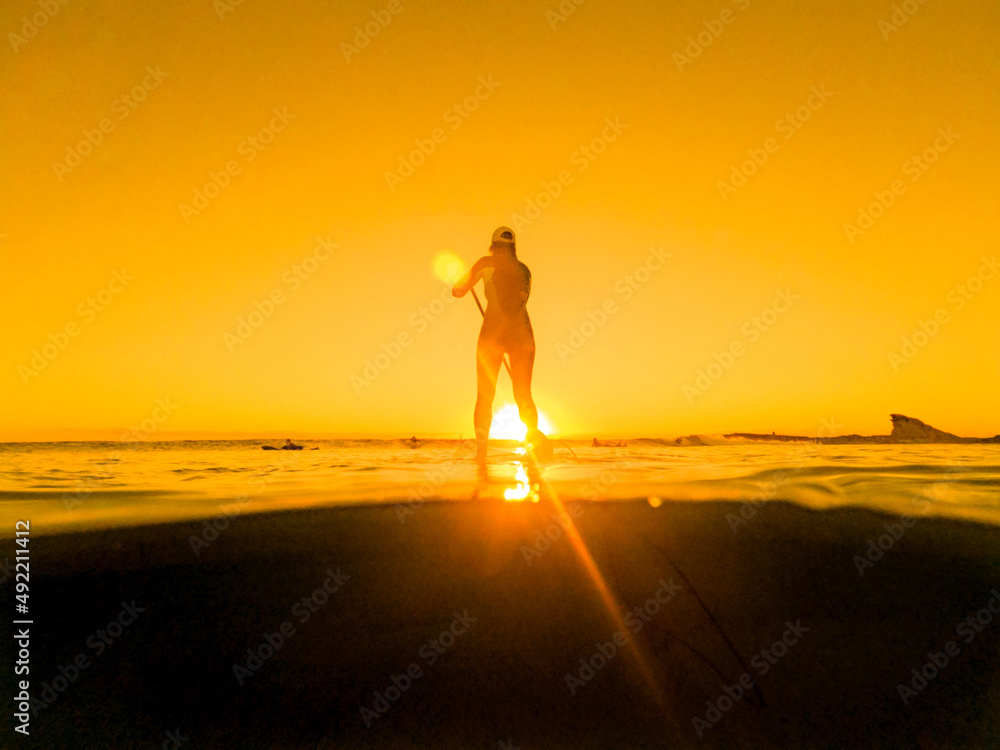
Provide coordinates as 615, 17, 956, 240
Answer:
508, 337, 539, 436
474, 335, 504, 460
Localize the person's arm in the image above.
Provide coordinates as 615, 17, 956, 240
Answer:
452, 257, 490, 298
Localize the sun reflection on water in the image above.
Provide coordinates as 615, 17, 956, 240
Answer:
504, 462, 538, 502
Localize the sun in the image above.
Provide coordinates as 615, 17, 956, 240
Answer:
490, 404, 554, 441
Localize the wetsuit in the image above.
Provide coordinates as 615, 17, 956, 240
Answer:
455, 254, 539, 451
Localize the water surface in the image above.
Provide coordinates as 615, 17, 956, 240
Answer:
1, 439, 997, 534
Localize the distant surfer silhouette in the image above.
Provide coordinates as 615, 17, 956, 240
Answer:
282, 439, 303, 450
453, 226, 548, 462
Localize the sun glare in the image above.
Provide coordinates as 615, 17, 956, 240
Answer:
490, 404, 554, 441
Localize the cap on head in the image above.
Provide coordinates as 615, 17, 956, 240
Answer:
491, 226, 516, 246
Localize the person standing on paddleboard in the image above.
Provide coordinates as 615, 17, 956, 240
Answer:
452, 226, 548, 462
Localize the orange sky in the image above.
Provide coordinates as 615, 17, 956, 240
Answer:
1, 0, 998, 441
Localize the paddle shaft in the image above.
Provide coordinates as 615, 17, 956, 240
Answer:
469, 288, 513, 378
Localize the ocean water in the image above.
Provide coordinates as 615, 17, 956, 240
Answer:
1, 439, 998, 535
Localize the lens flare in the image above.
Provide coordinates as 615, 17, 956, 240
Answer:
432, 251, 466, 284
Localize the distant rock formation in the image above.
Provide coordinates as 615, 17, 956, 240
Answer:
723, 415, 1000, 445
889, 414, 963, 443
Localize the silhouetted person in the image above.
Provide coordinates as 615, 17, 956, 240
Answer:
282, 439, 302, 450
453, 226, 546, 462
